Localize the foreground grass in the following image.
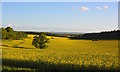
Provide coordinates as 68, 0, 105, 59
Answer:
1, 35, 119, 70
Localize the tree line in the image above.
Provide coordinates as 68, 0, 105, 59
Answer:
18, 30, 120, 40
21, 31, 72, 37
2, 27, 118, 49
69, 30, 120, 40
0, 27, 28, 40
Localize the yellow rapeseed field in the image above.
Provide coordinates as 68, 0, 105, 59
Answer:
1, 35, 119, 70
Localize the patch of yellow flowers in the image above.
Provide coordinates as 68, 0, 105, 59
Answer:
2, 35, 119, 70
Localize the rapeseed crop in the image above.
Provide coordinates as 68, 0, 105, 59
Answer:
1, 35, 119, 70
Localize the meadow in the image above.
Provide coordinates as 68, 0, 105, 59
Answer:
1, 35, 119, 71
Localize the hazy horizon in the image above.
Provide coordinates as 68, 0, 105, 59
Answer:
2, 2, 118, 33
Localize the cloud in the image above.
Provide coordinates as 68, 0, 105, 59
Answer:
4, 24, 16, 28
79, 6, 89, 11
77, 5, 108, 11
96, 6, 101, 10
103, 5, 109, 9
7, 24, 13, 27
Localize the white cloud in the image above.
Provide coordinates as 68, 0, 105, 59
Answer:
77, 5, 108, 11
79, 6, 89, 11
103, 5, 109, 9
96, 6, 101, 10
7, 24, 13, 27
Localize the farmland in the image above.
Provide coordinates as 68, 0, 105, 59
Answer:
1, 35, 119, 70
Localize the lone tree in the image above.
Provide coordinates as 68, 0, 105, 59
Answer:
32, 33, 49, 49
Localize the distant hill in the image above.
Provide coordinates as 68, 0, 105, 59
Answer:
49, 32, 83, 35
18, 31, 83, 37
18, 30, 120, 40
19, 31, 83, 35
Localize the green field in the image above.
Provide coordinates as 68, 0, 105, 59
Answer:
1, 35, 119, 70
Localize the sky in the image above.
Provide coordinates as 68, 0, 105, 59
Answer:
2, 2, 118, 32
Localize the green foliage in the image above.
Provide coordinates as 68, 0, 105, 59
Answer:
13, 44, 19, 48
32, 33, 49, 49
70, 30, 120, 40
6, 27, 14, 32
0, 27, 7, 39
0, 27, 28, 40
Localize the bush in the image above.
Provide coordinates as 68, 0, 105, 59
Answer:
32, 33, 49, 49
51, 37, 54, 39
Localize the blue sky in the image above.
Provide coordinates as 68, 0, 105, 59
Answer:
2, 2, 118, 32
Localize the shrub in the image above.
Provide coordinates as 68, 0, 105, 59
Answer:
51, 37, 54, 39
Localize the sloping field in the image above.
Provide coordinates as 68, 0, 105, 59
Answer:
1, 35, 119, 70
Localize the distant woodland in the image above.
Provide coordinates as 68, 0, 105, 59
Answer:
21, 30, 120, 40
69, 30, 120, 40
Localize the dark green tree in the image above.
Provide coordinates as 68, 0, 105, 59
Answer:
21, 32, 28, 38
6, 27, 14, 32
5, 27, 14, 39
0, 27, 28, 40
1, 28, 7, 39
32, 33, 49, 49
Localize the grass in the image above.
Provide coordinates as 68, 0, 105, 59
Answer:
1, 34, 119, 71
